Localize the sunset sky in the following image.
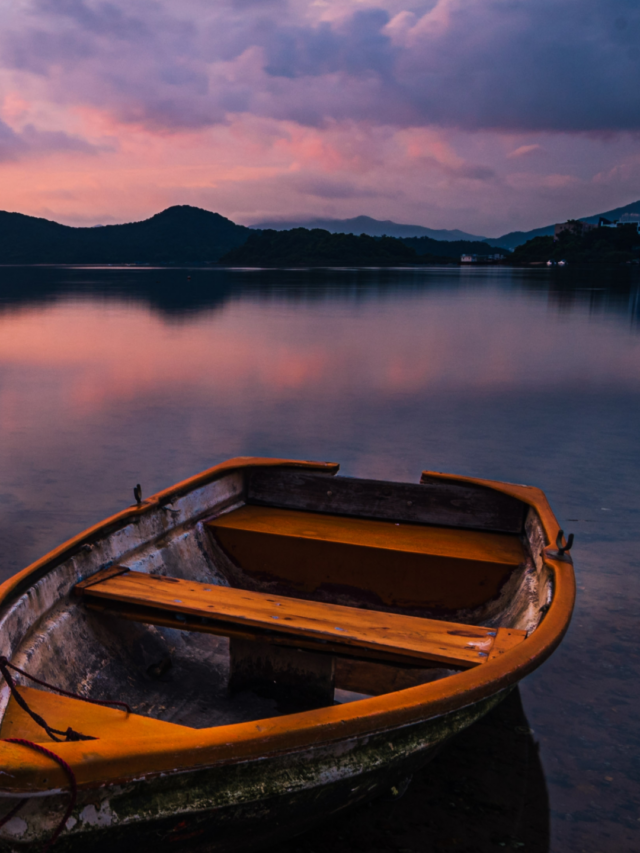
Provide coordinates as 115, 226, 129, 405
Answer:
1, 0, 639, 235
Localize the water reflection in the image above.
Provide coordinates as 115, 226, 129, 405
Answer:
0, 264, 639, 325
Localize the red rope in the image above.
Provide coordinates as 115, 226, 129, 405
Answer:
3, 738, 77, 853
0, 657, 130, 713
0, 660, 90, 742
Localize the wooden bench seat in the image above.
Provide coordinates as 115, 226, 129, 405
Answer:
75, 568, 526, 670
207, 506, 526, 611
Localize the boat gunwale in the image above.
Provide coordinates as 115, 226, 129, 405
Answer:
0, 457, 575, 794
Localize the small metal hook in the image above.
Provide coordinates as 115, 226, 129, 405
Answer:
556, 529, 574, 556
134, 484, 142, 506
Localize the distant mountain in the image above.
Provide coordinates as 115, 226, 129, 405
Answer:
220, 228, 418, 266
250, 215, 486, 243
255, 201, 640, 251
0, 206, 250, 264
484, 226, 555, 251
489, 200, 640, 249
580, 199, 640, 224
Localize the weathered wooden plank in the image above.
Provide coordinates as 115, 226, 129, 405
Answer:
76, 570, 527, 668
211, 507, 524, 565
75, 564, 130, 591
486, 627, 529, 663
83, 599, 458, 668
246, 470, 526, 533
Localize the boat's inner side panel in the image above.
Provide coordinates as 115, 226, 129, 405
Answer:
246, 469, 527, 533
207, 505, 526, 613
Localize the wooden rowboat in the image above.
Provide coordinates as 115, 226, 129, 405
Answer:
0, 458, 575, 852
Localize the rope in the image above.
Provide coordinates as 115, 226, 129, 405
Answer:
0, 659, 93, 743
0, 657, 130, 713
2, 738, 77, 853
0, 656, 130, 742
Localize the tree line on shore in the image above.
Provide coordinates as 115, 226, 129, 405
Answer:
509, 223, 640, 267
0, 205, 507, 266
0, 205, 636, 266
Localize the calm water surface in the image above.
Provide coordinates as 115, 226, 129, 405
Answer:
0, 266, 638, 852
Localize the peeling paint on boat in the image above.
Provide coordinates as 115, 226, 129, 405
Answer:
78, 803, 114, 827
1, 818, 27, 837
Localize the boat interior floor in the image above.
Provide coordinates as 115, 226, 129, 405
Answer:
48, 568, 525, 734
1, 625, 453, 739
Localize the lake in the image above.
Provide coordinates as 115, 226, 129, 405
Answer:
0, 265, 638, 852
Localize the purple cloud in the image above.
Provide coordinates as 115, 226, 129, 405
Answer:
0, 118, 100, 161
283, 173, 400, 200
1, 0, 639, 134
0, 120, 24, 161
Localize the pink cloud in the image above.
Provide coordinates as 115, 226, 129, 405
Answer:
508, 144, 543, 159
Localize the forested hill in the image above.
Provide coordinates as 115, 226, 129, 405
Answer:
0, 206, 250, 264
220, 228, 419, 266
400, 236, 510, 258
0, 205, 510, 265
510, 224, 640, 266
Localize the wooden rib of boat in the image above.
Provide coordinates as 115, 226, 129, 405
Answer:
0, 458, 575, 853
